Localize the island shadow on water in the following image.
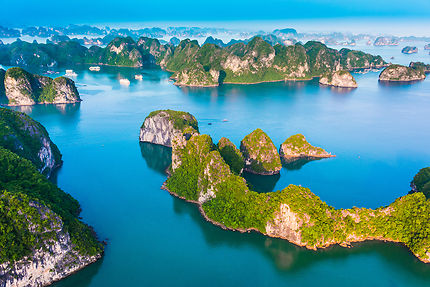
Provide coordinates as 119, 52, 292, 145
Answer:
242, 171, 280, 193
139, 142, 172, 175
171, 195, 430, 278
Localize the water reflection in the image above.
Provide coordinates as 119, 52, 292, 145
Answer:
139, 142, 172, 175
171, 195, 430, 278
282, 158, 321, 171
242, 171, 280, 193
51, 256, 104, 287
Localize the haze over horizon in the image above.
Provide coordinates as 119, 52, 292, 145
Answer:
2, 0, 430, 36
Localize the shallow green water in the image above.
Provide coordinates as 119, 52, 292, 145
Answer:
9, 63, 430, 286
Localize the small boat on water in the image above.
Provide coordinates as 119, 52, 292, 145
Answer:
119, 78, 130, 86
135, 75, 143, 80
222, 119, 228, 122
65, 69, 77, 77
89, 66, 101, 71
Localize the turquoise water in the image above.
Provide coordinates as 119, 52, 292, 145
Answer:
8, 63, 430, 286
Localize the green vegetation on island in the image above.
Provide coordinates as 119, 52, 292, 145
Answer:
411, 167, 430, 198
240, 128, 282, 175
0, 108, 103, 267
217, 137, 245, 175
0, 37, 386, 87
142, 110, 430, 263
279, 134, 334, 163
3, 67, 80, 106
0, 107, 62, 176
379, 64, 426, 82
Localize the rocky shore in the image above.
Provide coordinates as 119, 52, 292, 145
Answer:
1, 67, 81, 106
141, 109, 430, 264
379, 64, 426, 82
319, 70, 358, 88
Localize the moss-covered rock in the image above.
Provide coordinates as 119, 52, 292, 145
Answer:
139, 109, 199, 147
319, 70, 358, 88
3, 67, 80, 106
410, 62, 430, 74
217, 137, 244, 175
0, 107, 62, 177
402, 46, 418, 54
379, 64, 426, 82
0, 147, 103, 286
240, 129, 282, 175
411, 167, 430, 198
279, 134, 335, 163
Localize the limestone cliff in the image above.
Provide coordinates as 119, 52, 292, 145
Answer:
139, 109, 199, 147
0, 197, 101, 287
379, 64, 426, 82
0, 107, 62, 177
217, 137, 244, 175
3, 67, 80, 106
240, 128, 282, 175
279, 134, 335, 163
319, 70, 358, 88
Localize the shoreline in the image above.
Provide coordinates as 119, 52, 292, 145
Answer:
160, 179, 429, 264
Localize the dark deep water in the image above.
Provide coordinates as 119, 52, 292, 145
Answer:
5, 62, 430, 286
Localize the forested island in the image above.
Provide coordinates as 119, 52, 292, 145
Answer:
140, 109, 430, 264
0, 67, 80, 106
0, 36, 387, 87
0, 107, 103, 286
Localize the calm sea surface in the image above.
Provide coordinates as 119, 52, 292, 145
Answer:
5, 44, 430, 286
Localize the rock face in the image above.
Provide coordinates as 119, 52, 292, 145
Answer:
319, 70, 358, 88
0, 198, 101, 287
379, 64, 426, 82
279, 134, 335, 163
217, 137, 245, 175
402, 46, 418, 54
0, 68, 5, 95
160, 109, 430, 264
3, 67, 81, 106
240, 129, 282, 175
0, 107, 62, 177
374, 36, 399, 46
139, 109, 199, 147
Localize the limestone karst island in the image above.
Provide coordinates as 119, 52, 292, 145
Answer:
1, 1, 430, 286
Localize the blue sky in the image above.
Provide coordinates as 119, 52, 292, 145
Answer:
2, 0, 430, 27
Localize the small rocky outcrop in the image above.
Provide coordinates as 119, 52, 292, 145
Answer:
279, 134, 335, 163
379, 64, 426, 82
410, 62, 430, 74
139, 109, 199, 147
425, 44, 430, 50
3, 67, 81, 106
319, 70, 358, 88
410, 167, 430, 198
240, 129, 282, 175
0, 107, 62, 177
217, 137, 245, 175
373, 37, 399, 46
402, 46, 418, 54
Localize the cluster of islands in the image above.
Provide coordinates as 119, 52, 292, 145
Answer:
0, 35, 429, 107
138, 110, 430, 264
0, 30, 430, 287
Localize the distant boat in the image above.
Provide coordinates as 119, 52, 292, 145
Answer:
65, 69, 77, 77
89, 66, 101, 71
135, 75, 143, 80
119, 78, 130, 86
222, 119, 228, 122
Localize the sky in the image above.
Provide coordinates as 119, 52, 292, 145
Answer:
2, 0, 430, 35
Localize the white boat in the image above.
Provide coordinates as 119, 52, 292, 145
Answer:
119, 78, 130, 86
134, 74, 143, 80
89, 66, 101, 71
65, 69, 77, 77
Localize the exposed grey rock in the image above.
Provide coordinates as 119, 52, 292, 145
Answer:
319, 70, 358, 88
